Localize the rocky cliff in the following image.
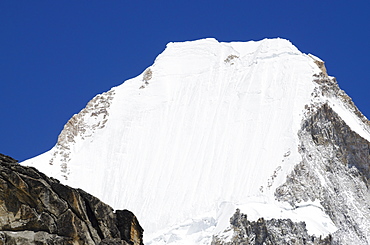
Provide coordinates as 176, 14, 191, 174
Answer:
0, 154, 143, 245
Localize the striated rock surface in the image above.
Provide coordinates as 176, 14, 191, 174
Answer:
212, 209, 332, 245
0, 154, 143, 245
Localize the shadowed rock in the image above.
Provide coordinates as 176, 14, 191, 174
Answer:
0, 154, 143, 245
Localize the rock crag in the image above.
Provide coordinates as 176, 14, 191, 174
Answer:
212, 209, 332, 245
0, 154, 143, 245
276, 103, 370, 244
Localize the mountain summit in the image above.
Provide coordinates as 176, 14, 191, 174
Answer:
23, 38, 370, 244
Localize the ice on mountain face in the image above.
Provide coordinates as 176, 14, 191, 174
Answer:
22, 38, 370, 244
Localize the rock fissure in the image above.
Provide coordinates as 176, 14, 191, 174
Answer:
83, 197, 105, 240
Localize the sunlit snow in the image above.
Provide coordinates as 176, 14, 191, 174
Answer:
22, 38, 354, 244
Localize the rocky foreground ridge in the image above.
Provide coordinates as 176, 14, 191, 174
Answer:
0, 153, 143, 245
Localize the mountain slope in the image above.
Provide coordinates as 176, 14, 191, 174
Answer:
22, 38, 370, 244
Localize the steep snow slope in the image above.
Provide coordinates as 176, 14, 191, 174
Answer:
22, 38, 370, 243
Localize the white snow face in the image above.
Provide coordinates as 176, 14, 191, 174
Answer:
23, 38, 348, 243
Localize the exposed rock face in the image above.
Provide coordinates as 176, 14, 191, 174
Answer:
213, 73, 370, 244
275, 103, 370, 244
51, 89, 115, 180
212, 209, 332, 245
0, 154, 143, 245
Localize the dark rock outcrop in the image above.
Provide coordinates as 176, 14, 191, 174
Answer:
0, 154, 143, 245
212, 209, 332, 245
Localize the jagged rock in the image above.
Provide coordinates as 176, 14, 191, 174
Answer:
116, 210, 143, 245
212, 209, 332, 245
275, 103, 370, 244
0, 154, 143, 245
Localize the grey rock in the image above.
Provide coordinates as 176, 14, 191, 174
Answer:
212, 209, 331, 245
276, 103, 370, 244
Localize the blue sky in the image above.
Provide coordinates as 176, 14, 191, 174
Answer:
1, 1, 369, 161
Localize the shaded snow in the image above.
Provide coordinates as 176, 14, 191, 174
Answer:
327, 97, 370, 142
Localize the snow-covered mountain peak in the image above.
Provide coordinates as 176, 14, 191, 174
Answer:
22, 38, 370, 244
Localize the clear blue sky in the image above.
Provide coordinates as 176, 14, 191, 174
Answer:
1, 1, 369, 161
